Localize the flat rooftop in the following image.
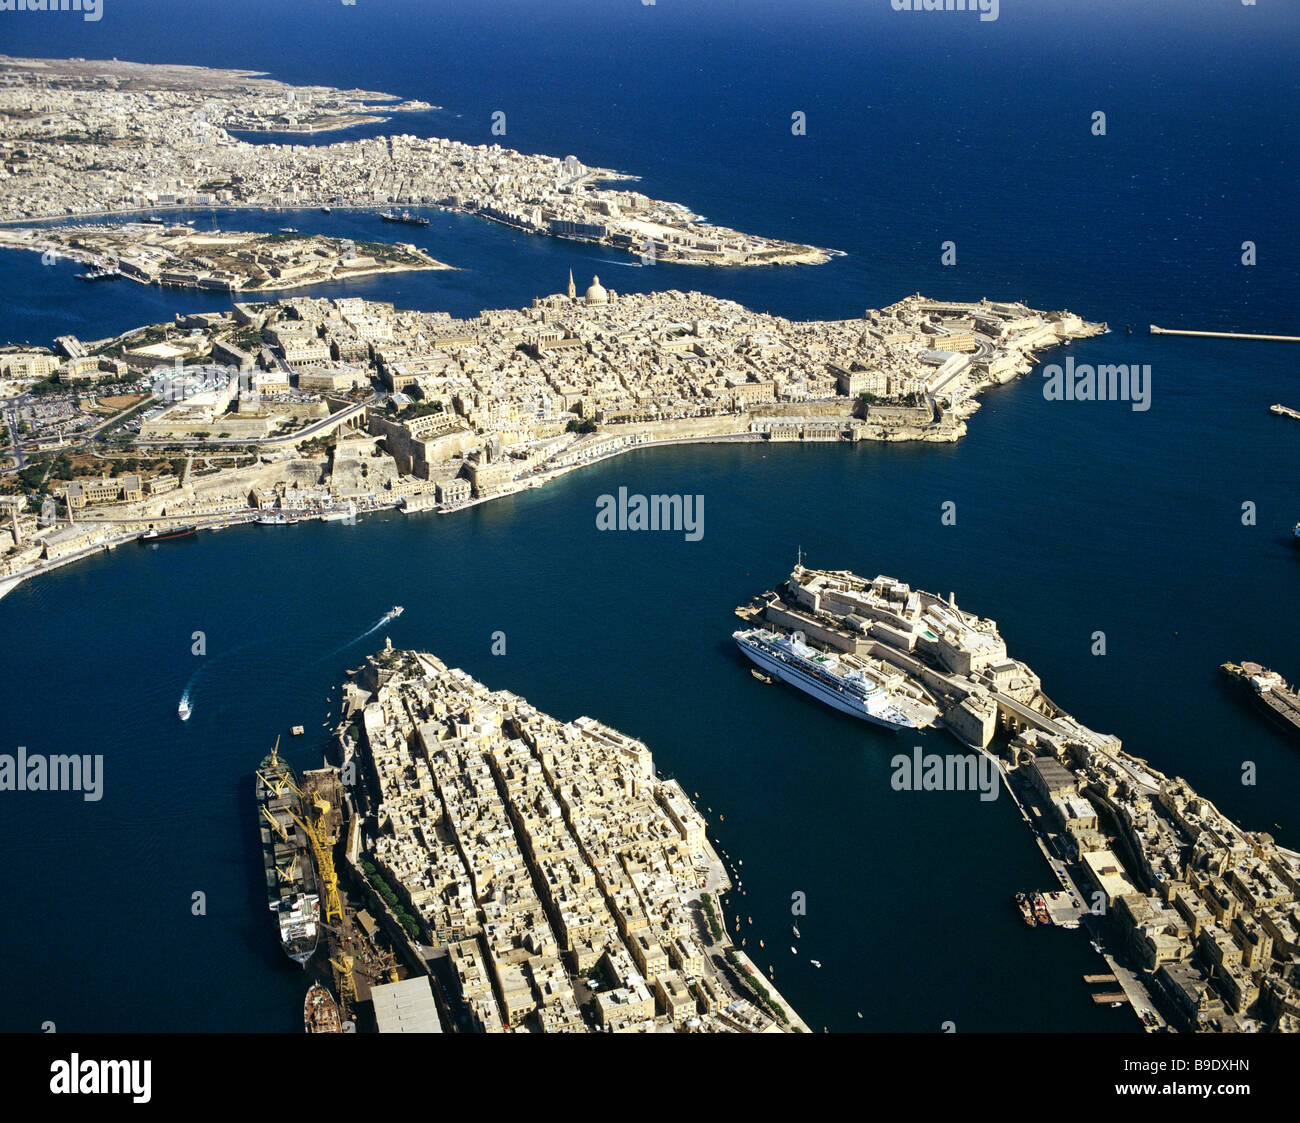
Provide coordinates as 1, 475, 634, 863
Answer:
370, 976, 443, 1034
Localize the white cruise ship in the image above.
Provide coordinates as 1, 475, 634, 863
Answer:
734, 627, 937, 731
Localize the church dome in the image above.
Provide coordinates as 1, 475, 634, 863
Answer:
584, 275, 609, 304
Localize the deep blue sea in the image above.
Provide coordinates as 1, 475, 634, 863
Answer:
0, 0, 1297, 1033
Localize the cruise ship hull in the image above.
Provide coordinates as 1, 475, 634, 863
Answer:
736, 634, 911, 731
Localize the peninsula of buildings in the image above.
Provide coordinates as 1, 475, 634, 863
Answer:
738, 564, 1300, 1033
333, 641, 806, 1031
0, 286, 1101, 593
0, 54, 829, 267
0, 223, 450, 291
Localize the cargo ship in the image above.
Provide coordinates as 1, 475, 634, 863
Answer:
255, 739, 321, 966
304, 982, 342, 1033
1220, 662, 1300, 740
734, 626, 939, 731
379, 209, 430, 227
138, 524, 197, 543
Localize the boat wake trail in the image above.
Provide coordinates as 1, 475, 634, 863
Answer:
313, 607, 404, 665
180, 609, 404, 716
177, 637, 261, 720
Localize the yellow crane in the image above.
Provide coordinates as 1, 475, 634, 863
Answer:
258, 743, 344, 925
260, 804, 290, 845
285, 802, 342, 924
330, 953, 357, 1006
283, 793, 343, 925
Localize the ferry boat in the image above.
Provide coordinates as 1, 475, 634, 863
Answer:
304, 982, 342, 1033
733, 627, 937, 731
379, 209, 430, 227
257, 512, 288, 526
138, 523, 197, 543
255, 739, 320, 966
178, 698, 192, 722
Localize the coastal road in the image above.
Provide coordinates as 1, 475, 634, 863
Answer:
132, 392, 377, 450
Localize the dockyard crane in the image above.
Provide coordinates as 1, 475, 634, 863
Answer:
265, 757, 345, 926
260, 804, 291, 845
330, 953, 357, 1007
287, 803, 344, 925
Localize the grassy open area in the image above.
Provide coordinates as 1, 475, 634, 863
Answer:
89, 393, 149, 414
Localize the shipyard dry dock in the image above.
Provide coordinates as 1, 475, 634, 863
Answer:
737, 564, 1300, 1033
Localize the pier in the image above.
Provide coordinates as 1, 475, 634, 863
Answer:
1150, 325, 1300, 342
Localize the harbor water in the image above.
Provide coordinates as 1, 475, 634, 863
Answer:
1, 0, 1297, 1032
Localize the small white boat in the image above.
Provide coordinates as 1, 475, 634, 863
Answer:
792, 925, 800, 939
810, 960, 822, 968
178, 698, 192, 721
790, 946, 797, 955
